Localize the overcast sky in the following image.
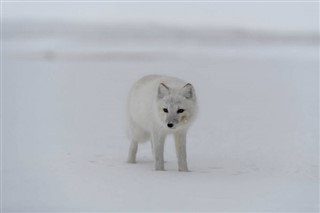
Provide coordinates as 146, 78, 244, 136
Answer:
3, 2, 319, 33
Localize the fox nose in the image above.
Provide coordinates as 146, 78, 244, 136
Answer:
167, 123, 174, 128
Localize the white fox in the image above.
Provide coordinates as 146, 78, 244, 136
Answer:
126, 75, 197, 171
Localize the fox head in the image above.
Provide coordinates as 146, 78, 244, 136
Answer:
157, 82, 197, 130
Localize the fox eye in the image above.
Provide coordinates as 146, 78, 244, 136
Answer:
177, 109, 185, 113
163, 108, 168, 113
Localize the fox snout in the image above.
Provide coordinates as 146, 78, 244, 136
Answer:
166, 118, 178, 129
167, 123, 174, 128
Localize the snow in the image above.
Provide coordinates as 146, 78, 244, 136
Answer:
2, 3, 319, 212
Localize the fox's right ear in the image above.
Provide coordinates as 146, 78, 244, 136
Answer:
181, 83, 194, 99
158, 83, 170, 99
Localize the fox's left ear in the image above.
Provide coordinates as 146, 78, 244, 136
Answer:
158, 83, 170, 99
181, 83, 194, 99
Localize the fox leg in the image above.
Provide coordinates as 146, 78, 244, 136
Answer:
127, 140, 138, 163
152, 132, 166, 171
174, 131, 189, 171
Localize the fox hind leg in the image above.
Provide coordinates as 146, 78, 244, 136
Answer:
127, 119, 149, 163
127, 140, 138, 163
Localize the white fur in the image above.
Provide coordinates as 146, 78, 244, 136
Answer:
126, 75, 197, 171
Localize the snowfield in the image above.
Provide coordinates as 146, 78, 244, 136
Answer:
2, 22, 319, 212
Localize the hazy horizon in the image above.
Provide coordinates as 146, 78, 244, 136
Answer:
3, 1, 319, 33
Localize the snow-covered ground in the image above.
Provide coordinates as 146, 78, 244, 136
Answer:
2, 2, 319, 211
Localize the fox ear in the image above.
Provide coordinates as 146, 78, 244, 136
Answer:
181, 83, 194, 99
158, 83, 170, 99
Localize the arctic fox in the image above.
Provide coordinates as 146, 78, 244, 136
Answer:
126, 75, 197, 171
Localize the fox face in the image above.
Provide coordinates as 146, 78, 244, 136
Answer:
157, 82, 196, 130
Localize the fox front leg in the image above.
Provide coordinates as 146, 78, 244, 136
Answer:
174, 130, 189, 172
152, 132, 166, 171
